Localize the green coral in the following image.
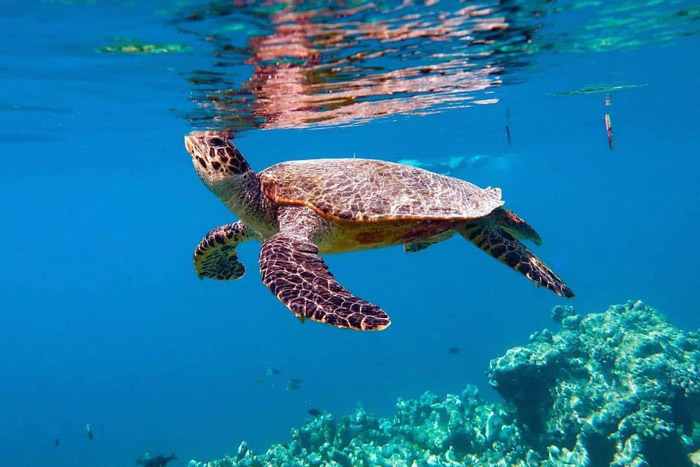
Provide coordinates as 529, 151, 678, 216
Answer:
96, 38, 190, 55
190, 301, 699, 467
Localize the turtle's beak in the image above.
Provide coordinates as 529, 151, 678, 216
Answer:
184, 132, 216, 186
184, 132, 205, 161
184, 131, 252, 184
184, 131, 234, 161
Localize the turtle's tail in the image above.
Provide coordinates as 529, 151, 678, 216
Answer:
458, 220, 574, 298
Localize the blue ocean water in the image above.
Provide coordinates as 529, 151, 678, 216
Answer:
0, 1, 698, 466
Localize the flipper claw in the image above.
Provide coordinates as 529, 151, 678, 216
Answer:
194, 221, 255, 280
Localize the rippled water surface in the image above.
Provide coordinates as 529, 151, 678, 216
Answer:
176, 0, 699, 130
0, 0, 698, 466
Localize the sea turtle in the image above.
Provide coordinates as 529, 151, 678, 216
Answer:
185, 131, 573, 331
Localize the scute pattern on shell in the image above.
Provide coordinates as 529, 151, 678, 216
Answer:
259, 159, 504, 223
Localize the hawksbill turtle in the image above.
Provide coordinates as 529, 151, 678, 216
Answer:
185, 131, 573, 331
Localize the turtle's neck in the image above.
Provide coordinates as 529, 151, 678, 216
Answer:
213, 171, 276, 237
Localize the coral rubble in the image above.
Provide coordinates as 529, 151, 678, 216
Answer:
190, 301, 699, 467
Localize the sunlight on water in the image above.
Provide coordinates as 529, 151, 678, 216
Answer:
176, 0, 545, 130
174, 0, 698, 132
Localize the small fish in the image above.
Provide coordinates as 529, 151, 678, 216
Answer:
505, 107, 512, 148
54, 438, 60, 447
287, 378, 301, 391
554, 83, 646, 96
86, 423, 93, 441
604, 113, 614, 150
136, 453, 177, 467
254, 378, 265, 386
266, 368, 281, 376
308, 409, 322, 417
448, 347, 461, 354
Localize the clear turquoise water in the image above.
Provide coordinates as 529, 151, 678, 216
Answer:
0, 1, 698, 465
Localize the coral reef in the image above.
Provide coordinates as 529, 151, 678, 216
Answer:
189, 301, 699, 467
489, 300, 700, 466
189, 387, 533, 467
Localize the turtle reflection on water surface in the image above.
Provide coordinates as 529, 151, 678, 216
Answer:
185, 131, 573, 331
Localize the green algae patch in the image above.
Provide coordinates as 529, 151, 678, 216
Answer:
190, 301, 699, 467
97, 39, 191, 55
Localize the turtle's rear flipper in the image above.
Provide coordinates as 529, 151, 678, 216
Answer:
404, 242, 433, 253
404, 230, 455, 253
490, 208, 542, 246
259, 233, 391, 331
194, 221, 257, 280
458, 220, 574, 298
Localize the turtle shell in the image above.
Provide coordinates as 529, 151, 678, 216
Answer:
258, 159, 503, 223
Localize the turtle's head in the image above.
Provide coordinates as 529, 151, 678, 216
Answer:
184, 131, 253, 190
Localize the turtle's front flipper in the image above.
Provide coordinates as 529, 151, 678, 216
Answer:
259, 232, 391, 331
458, 220, 574, 298
194, 221, 259, 280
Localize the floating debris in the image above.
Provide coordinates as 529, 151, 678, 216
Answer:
554, 83, 646, 96
86, 423, 93, 441
307, 409, 322, 417
97, 39, 190, 55
448, 347, 461, 354
604, 113, 614, 150
287, 379, 301, 391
